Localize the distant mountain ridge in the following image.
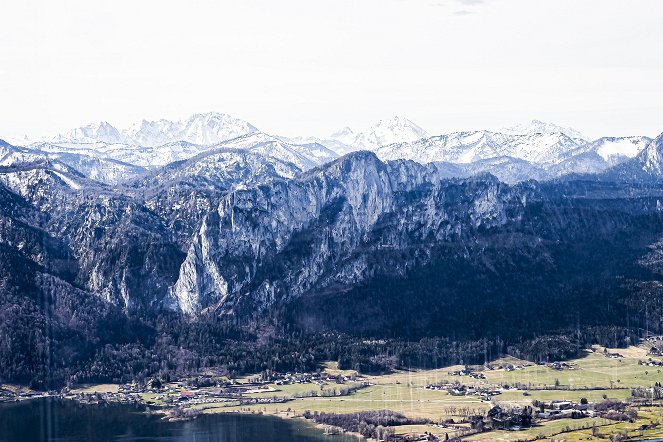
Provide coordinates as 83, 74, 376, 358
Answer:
284, 117, 653, 183
335, 116, 429, 153
1, 114, 655, 185
0, 113, 338, 184
288, 116, 429, 155
47, 112, 259, 147
499, 119, 589, 142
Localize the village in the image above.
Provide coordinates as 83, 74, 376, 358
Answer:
2, 344, 663, 441
1, 368, 367, 414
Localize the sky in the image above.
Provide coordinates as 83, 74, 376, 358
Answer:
1, 0, 663, 140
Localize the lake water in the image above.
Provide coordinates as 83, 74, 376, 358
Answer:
0, 398, 361, 442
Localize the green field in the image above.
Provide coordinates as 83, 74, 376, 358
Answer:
56, 344, 662, 440
196, 344, 663, 440
483, 346, 663, 389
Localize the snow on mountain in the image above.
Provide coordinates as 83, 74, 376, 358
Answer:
371, 128, 652, 183
1, 134, 36, 146
459, 156, 550, 184
0, 159, 93, 209
325, 116, 428, 154
639, 132, 663, 175
22, 113, 336, 178
500, 119, 589, 142
3, 115, 655, 186
0, 140, 45, 166
356, 116, 428, 150
592, 132, 663, 183
329, 127, 356, 145
50, 112, 258, 147
49, 153, 147, 184
54, 121, 126, 144
128, 147, 307, 249
99, 141, 211, 168
122, 119, 179, 147
210, 132, 337, 171
122, 112, 259, 147
285, 117, 428, 156
18, 131, 336, 181
374, 130, 582, 165
283, 135, 355, 157
134, 148, 303, 193
179, 112, 258, 145
317, 119, 592, 173
21, 141, 155, 181
588, 136, 651, 162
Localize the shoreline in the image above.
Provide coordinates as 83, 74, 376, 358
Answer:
4, 347, 663, 441
0, 395, 368, 441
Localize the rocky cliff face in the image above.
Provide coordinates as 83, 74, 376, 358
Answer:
0, 145, 310, 312
168, 152, 532, 316
160, 146, 663, 340
0, 161, 184, 310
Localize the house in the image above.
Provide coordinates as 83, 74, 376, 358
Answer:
551, 400, 573, 410
487, 405, 533, 430
179, 392, 196, 401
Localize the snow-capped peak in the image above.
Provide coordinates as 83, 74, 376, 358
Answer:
55, 121, 125, 144
364, 115, 428, 144
330, 116, 429, 152
501, 119, 589, 142
176, 112, 258, 146
50, 112, 259, 147
328, 127, 356, 145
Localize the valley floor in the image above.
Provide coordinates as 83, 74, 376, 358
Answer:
4, 344, 663, 441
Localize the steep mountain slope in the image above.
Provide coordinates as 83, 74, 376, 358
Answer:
121, 112, 259, 146
459, 156, 550, 183
0, 138, 320, 311
168, 152, 457, 315
11, 116, 652, 185
167, 151, 663, 340
601, 132, 663, 182
45, 153, 147, 184
0, 139, 46, 166
549, 136, 652, 178
0, 181, 142, 386
3, 140, 147, 184
128, 148, 303, 248
0, 161, 185, 311
588, 136, 651, 162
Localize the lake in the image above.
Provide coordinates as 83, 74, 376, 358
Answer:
0, 398, 361, 442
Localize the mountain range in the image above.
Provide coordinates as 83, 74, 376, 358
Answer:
48, 112, 259, 146
2, 112, 663, 386
4, 114, 655, 185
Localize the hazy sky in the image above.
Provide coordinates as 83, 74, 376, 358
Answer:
1, 0, 662, 139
